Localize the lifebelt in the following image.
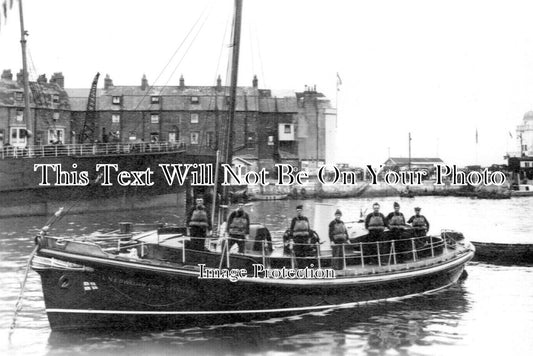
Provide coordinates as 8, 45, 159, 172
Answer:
58, 275, 70, 289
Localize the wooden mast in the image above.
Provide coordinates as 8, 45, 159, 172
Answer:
221, 0, 243, 213
18, 0, 33, 145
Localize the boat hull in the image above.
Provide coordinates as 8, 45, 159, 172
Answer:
471, 241, 533, 265
34, 248, 472, 330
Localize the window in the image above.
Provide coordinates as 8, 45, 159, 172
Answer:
284, 124, 291, 134
10, 127, 27, 147
112, 114, 120, 123
190, 113, 199, 123
48, 129, 64, 144
150, 114, 159, 124
52, 94, 60, 104
246, 132, 256, 147
206, 132, 214, 147
14, 92, 23, 101
268, 135, 274, 146
190, 132, 199, 145
168, 132, 176, 143
151, 96, 160, 104
190, 96, 199, 104
16, 110, 23, 122
112, 96, 121, 105
150, 133, 159, 143
53, 112, 60, 121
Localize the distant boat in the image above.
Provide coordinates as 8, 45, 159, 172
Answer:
471, 241, 533, 265
510, 183, 533, 197
250, 193, 288, 201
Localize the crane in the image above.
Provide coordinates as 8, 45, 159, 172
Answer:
79, 72, 100, 143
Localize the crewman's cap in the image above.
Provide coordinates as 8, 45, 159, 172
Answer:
296, 205, 303, 210
393, 202, 400, 208
414, 207, 421, 211
335, 209, 342, 215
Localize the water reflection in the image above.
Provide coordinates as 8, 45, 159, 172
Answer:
40, 284, 469, 356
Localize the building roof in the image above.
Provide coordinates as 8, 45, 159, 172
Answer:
384, 157, 444, 165
66, 85, 298, 113
0, 79, 70, 109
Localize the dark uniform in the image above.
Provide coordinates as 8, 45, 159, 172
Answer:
329, 215, 348, 270
186, 205, 212, 251
408, 212, 430, 237
386, 212, 406, 239
290, 215, 312, 258
365, 212, 387, 240
226, 210, 250, 253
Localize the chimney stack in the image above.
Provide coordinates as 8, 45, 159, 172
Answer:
179, 74, 185, 88
37, 74, 48, 84
1, 69, 13, 81
50, 72, 65, 88
104, 74, 114, 90
252, 75, 258, 89
141, 74, 148, 90
216, 75, 222, 90
16, 69, 23, 83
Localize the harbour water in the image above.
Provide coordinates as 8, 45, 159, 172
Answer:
1, 196, 532, 355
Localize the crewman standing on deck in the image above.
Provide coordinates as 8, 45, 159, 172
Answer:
289, 205, 312, 258
226, 199, 250, 253
407, 207, 430, 237
386, 202, 406, 240
365, 203, 387, 240
186, 197, 212, 251
329, 209, 349, 269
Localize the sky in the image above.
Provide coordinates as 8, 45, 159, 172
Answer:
1, 0, 532, 167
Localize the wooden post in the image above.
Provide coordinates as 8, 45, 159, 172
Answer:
342, 243, 347, 270
360, 242, 364, 268
376, 241, 381, 267
316, 242, 321, 269
411, 238, 417, 261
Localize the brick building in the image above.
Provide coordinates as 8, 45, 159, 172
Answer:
67, 74, 334, 170
0, 70, 70, 147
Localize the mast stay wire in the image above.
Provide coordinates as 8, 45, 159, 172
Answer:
127, 0, 214, 133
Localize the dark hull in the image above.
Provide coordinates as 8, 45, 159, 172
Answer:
34, 247, 473, 331
0, 151, 214, 217
472, 241, 533, 265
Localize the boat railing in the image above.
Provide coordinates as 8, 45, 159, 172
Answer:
0, 141, 187, 159
42, 232, 467, 272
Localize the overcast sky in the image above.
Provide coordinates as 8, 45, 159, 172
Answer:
1, 0, 532, 167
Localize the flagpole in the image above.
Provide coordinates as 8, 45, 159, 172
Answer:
18, 0, 33, 145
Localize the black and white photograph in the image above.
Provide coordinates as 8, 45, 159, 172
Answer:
1, 1, 532, 355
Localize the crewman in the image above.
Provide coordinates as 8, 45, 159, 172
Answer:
328, 209, 349, 270
289, 205, 312, 258
407, 207, 430, 237
186, 197, 212, 251
365, 203, 387, 240
386, 202, 406, 240
226, 200, 250, 253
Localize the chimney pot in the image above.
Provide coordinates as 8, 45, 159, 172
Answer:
104, 74, 114, 90
50, 72, 65, 88
252, 75, 258, 89
1, 69, 13, 81
179, 74, 185, 88
141, 74, 148, 90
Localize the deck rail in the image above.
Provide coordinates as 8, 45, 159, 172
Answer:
0, 141, 187, 159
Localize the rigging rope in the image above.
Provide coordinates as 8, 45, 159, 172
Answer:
8, 244, 39, 340
128, 1, 214, 135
